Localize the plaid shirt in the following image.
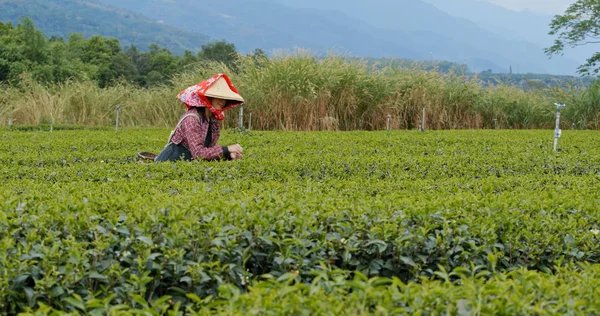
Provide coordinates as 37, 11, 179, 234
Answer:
170, 108, 227, 160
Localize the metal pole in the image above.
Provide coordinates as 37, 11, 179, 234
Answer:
554, 103, 565, 151
8, 117, 12, 129
238, 103, 244, 130
249, 112, 252, 131
387, 114, 391, 131
50, 119, 53, 133
115, 105, 120, 132
420, 105, 426, 132
493, 118, 498, 130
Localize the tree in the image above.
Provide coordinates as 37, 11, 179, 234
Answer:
0, 20, 14, 36
0, 18, 48, 83
67, 33, 87, 62
0, 18, 213, 87
250, 48, 268, 67
146, 51, 177, 86
83, 36, 120, 87
179, 50, 199, 69
198, 40, 238, 71
17, 17, 47, 64
546, 0, 600, 76
124, 44, 148, 86
111, 52, 138, 83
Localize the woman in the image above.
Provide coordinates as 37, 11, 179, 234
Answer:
154, 74, 244, 162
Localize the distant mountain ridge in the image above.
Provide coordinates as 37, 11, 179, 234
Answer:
0, 0, 585, 75
275, 0, 579, 74
424, 0, 597, 69
0, 0, 211, 54
92, 0, 424, 59
94, 0, 580, 75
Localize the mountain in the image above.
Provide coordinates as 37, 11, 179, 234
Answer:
1, 0, 584, 74
0, 0, 210, 54
424, 0, 596, 67
424, 0, 551, 46
94, 0, 581, 75
92, 0, 426, 59
275, 0, 579, 74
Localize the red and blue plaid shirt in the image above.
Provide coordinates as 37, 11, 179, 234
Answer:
170, 108, 228, 160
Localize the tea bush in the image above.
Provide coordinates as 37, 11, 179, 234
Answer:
1, 128, 599, 314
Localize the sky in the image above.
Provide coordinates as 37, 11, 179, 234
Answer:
487, 0, 574, 15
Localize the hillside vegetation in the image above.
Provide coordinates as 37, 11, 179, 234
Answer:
1, 20, 598, 131
0, 0, 210, 54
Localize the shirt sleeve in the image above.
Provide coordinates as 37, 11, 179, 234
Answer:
180, 116, 225, 160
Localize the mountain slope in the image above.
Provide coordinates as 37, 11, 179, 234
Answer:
424, 0, 596, 67
425, 0, 551, 45
275, 0, 580, 74
93, 0, 508, 71
3, 0, 582, 74
94, 0, 426, 59
0, 0, 210, 54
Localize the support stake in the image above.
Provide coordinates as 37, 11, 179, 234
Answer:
116, 105, 121, 133
420, 105, 426, 132
554, 103, 565, 151
238, 103, 244, 131
387, 114, 391, 131
249, 112, 252, 131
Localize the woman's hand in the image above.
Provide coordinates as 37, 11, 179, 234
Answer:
228, 144, 243, 160
228, 144, 243, 154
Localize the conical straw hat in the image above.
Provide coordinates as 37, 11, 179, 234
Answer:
177, 73, 244, 110
204, 77, 245, 102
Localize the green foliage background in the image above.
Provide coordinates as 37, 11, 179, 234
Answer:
0, 0, 210, 55
0, 18, 234, 87
1, 18, 599, 131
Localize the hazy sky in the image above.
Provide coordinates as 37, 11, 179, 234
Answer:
487, 0, 574, 15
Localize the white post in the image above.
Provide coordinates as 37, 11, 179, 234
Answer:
8, 117, 12, 129
50, 119, 53, 133
238, 103, 244, 130
493, 118, 498, 130
554, 103, 565, 151
387, 114, 391, 131
249, 112, 252, 130
420, 105, 426, 132
116, 105, 120, 132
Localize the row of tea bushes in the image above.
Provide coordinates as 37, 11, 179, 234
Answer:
1, 128, 599, 313
19, 264, 600, 315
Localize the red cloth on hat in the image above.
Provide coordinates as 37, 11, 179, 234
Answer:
176, 74, 243, 121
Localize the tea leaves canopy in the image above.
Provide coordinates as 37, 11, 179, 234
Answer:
1, 129, 600, 314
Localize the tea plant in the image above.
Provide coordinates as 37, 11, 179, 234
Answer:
1, 128, 599, 314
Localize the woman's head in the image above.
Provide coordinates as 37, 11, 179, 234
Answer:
177, 74, 244, 121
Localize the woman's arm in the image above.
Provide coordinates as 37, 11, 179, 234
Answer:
180, 116, 230, 160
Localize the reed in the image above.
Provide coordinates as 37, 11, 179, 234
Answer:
1, 51, 597, 130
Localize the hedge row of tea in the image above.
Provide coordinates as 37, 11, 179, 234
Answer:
1, 128, 599, 314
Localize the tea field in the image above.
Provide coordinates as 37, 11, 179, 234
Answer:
1, 128, 600, 315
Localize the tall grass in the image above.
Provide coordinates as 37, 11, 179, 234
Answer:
548, 81, 600, 129
0, 51, 597, 130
